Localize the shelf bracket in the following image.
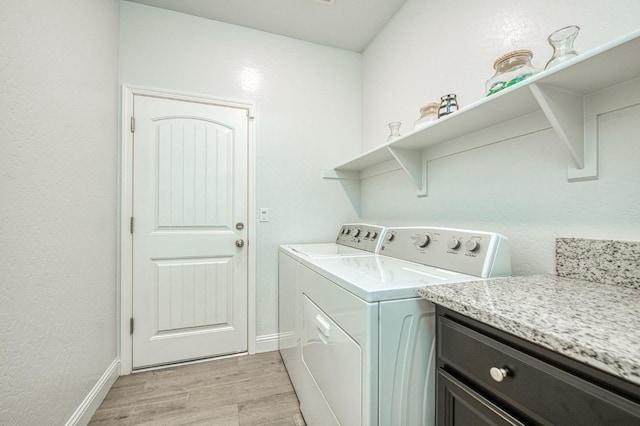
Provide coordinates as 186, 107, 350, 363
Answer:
387, 147, 427, 197
529, 83, 597, 181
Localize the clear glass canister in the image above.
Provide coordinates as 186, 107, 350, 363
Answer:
486, 50, 540, 96
387, 121, 401, 142
545, 25, 580, 70
414, 102, 440, 130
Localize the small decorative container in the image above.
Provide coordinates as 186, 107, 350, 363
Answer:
486, 50, 541, 96
414, 102, 440, 129
387, 121, 401, 142
545, 25, 580, 70
438, 94, 458, 118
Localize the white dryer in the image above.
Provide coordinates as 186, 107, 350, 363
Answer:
281, 223, 386, 258
278, 223, 385, 410
279, 226, 511, 426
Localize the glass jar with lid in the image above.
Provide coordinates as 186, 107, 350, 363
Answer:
414, 102, 440, 130
485, 50, 540, 96
438, 94, 459, 118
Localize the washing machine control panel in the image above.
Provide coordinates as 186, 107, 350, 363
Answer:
336, 223, 386, 253
379, 227, 511, 278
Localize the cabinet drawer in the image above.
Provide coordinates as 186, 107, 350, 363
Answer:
438, 317, 640, 425
438, 369, 524, 426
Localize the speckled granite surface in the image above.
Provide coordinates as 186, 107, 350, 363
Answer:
556, 238, 640, 290
418, 275, 640, 386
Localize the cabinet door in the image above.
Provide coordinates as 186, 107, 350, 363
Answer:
438, 370, 525, 426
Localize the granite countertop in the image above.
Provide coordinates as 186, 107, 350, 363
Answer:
418, 274, 640, 386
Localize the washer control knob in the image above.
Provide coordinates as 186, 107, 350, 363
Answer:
447, 238, 461, 250
365, 231, 371, 238
416, 234, 431, 248
465, 240, 480, 252
352, 228, 361, 237
345, 228, 351, 235
371, 231, 378, 239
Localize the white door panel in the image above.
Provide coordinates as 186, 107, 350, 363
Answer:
155, 118, 233, 229
132, 95, 248, 368
154, 257, 232, 331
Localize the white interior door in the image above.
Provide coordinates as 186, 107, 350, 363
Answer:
132, 94, 248, 368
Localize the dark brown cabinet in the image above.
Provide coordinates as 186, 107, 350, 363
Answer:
436, 306, 640, 426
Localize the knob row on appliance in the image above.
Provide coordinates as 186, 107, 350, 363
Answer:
340, 226, 379, 239
378, 227, 511, 277
335, 223, 386, 253
387, 232, 481, 253
446, 237, 480, 252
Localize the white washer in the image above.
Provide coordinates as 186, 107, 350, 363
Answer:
279, 226, 511, 426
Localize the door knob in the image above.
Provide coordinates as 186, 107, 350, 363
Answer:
235, 239, 245, 248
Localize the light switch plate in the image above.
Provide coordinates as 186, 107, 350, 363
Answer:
259, 208, 269, 222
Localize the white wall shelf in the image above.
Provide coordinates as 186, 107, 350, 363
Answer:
323, 29, 640, 197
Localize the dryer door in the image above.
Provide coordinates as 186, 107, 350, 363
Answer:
302, 294, 362, 426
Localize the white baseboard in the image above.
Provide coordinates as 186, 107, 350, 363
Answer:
66, 358, 120, 426
255, 333, 281, 353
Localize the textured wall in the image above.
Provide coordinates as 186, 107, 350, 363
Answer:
360, 0, 640, 276
0, 0, 120, 424
119, 2, 361, 338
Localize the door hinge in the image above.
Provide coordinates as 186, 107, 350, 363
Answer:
130, 116, 135, 133
130, 217, 134, 234
130, 317, 134, 335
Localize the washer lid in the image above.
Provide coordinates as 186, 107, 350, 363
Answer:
307, 255, 482, 302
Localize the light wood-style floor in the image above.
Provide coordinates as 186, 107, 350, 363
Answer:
90, 351, 306, 426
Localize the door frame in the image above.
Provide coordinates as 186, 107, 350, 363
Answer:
119, 85, 257, 374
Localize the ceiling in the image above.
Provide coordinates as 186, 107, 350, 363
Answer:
126, 0, 407, 52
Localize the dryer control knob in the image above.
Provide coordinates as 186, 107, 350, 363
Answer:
386, 233, 395, 242
465, 240, 480, 252
417, 234, 431, 248
447, 238, 461, 250
371, 231, 378, 239
364, 231, 371, 238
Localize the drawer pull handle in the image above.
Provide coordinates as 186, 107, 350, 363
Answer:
314, 314, 331, 338
490, 367, 509, 382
